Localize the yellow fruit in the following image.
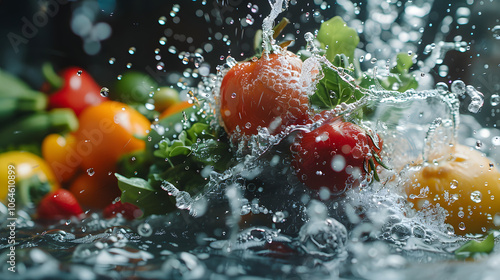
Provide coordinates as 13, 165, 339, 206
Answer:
405, 144, 500, 235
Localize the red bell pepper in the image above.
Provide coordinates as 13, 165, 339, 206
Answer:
42, 63, 107, 116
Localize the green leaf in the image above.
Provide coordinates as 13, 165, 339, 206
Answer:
317, 16, 359, 64
455, 233, 495, 259
310, 62, 364, 110
391, 53, 414, 74
116, 173, 174, 217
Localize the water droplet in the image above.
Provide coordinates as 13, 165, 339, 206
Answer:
458, 210, 465, 218
451, 80, 466, 95
470, 190, 482, 203
251, 4, 259, 13
159, 37, 167, 45
370, 58, 377, 64
156, 62, 165, 70
272, 211, 285, 223
128, 47, 136, 55
436, 82, 449, 94
154, 48, 160, 54
331, 155, 346, 172
245, 14, 255, 25
458, 222, 466, 231
108, 57, 116, 64
245, 122, 252, 129
77, 70, 83, 76
231, 92, 236, 98
491, 25, 500, 39
100, 87, 109, 97
87, 168, 95, 176
117, 74, 122, 80
126, 63, 132, 69
450, 179, 458, 189
490, 94, 500, 106
137, 223, 153, 237
158, 16, 167, 25
476, 140, 482, 149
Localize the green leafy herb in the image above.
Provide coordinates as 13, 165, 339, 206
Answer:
316, 16, 360, 64
310, 60, 365, 110
455, 233, 495, 259
380, 52, 418, 92
116, 173, 174, 217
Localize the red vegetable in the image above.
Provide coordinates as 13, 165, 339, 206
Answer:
103, 201, 142, 220
37, 189, 84, 220
43, 66, 107, 116
219, 51, 310, 137
291, 117, 383, 195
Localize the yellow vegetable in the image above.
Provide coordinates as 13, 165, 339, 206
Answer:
0, 151, 60, 208
405, 144, 500, 235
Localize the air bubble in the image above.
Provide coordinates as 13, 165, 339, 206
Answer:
138, 223, 153, 237
450, 179, 458, 189
87, 168, 95, 176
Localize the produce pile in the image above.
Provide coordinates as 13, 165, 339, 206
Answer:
2, 12, 500, 262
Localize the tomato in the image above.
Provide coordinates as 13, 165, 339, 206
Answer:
291, 117, 383, 195
69, 172, 121, 209
41, 133, 79, 183
0, 151, 60, 207
37, 189, 84, 220
75, 101, 151, 178
219, 51, 310, 137
405, 144, 500, 235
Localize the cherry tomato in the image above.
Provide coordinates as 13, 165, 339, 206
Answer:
291, 117, 383, 195
405, 144, 500, 235
219, 51, 310, 137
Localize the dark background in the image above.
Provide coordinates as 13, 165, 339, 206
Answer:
0, 0, 498, 125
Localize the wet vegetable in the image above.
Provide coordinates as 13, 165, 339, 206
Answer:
103, 201, 141, 220
0, 108, 78, 149
405, 144, 500, 235
42, 64, 107, 116
74, 101, 151, 180
41, 133, 78, 183
0, 151, 59, 208
69, 172, 120, 209
291, 117, 383, 195
111, 71, 158, 104
219, 51, 310, 137
37, 189, 84, 220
